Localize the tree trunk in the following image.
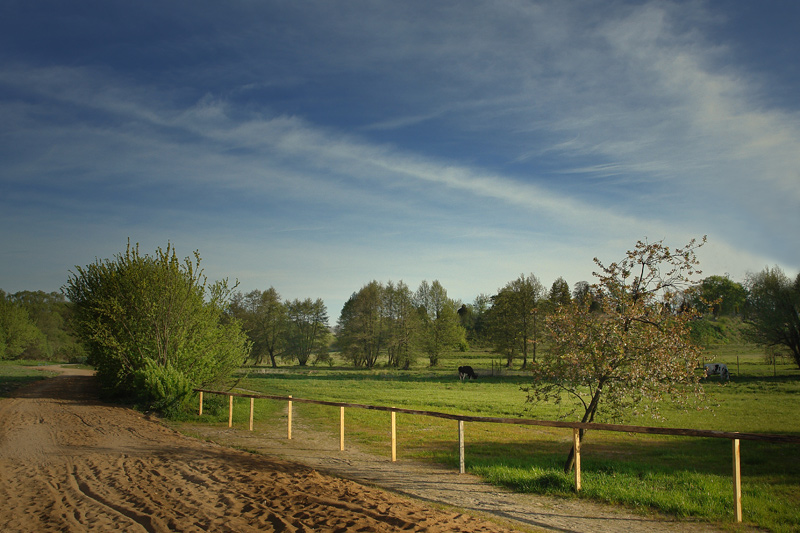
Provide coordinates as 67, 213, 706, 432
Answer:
532, 310, 538, 364
521, 333, 528, 369
563, 386, 603, 473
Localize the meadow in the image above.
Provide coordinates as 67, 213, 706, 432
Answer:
194, 346, 800, 532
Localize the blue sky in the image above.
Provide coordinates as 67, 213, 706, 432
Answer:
2, 0, 798, 318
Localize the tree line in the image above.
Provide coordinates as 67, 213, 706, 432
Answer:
2, 239, 798, 426
0, 289, 85, 361
228, 289, 330, 368
224, 262, 799, 373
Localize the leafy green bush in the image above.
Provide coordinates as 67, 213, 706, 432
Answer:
65, 242, 250, 412
132, 359, 194, 415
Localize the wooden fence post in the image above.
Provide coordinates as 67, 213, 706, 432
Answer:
249, 397, 254, 431
391, 409, 397, 462
573, 428, 582, 491
228, 395, 233, 428
733, 439, 742, 522
198, 391, 203, 416
340, 406, 345, 451
458, 420, 465, 474
288, 395, 293, 440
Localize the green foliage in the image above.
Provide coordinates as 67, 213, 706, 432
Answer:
337, 280, 463, 369
338, 280, 419, 369
3, 290, 85, 360
485, 273, 545, 368
744, 266, 800, 369
414, 280, 465, 366
132, 359, 193, 415
690, 275, 747, 317
284, 297, 328, 366
64, 241, 250, 410
0, 290, 45, 359
463, 294, 492, 346
384, 281, 418, 369
338, 281, 386, 368
229, 288, 288, 367
572, 280, 601, 311
548, 276, 572, 308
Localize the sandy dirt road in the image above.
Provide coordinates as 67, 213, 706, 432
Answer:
183, 399, 731, 533
0, 368, 520, 532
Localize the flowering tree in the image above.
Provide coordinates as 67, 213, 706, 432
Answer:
526, 237, 707, 472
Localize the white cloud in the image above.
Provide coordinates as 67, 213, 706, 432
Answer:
2, 0, 797, 315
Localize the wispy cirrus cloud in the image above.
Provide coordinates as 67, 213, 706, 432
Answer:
1, 0, 797, 313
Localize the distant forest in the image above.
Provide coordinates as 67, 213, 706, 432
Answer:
4, 268, 796, 370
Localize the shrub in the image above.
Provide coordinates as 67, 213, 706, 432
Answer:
64, 242, 250, 412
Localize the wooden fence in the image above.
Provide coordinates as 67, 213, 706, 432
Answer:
195, 388, 800, 523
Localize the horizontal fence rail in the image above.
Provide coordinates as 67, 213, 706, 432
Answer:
195, 388, 800, 524
196, 388, 800, 442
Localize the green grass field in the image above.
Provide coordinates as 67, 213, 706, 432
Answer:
191, 347, 800, 532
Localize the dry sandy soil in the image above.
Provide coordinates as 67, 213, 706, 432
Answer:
0, 367, 733, 532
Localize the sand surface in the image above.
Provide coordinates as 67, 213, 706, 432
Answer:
0, 368, 517, 532
0, 367, 733, 532
184, 411, 730, 533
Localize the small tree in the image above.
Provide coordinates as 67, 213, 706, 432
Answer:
229, 288, 288, 368
384, 281, 418, 369
285, 298, 329, 366
691, 275, 747, 317
337, 281, 385, 368
64, 242, 250, 412
414, 280, 465, 366
486, 292, 519, 367
548, 277, 572, 308
487, 274, 545, 368
455, 295, 492, 347
744, 266, 800, 369
526, 237, 707, 473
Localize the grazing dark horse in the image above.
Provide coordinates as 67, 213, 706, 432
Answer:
458, 365, 477, 381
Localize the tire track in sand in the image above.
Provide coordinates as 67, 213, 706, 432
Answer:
0, 369, 522, 532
